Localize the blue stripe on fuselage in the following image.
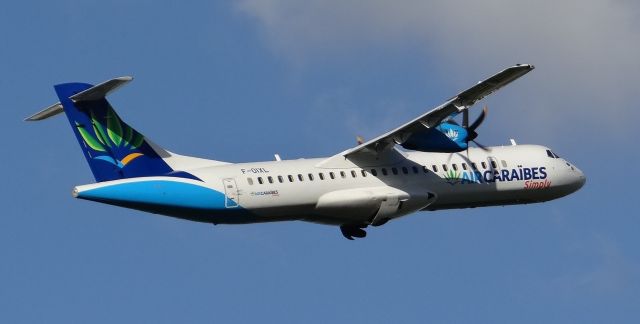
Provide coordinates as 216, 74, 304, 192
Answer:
75, 180, 256, 223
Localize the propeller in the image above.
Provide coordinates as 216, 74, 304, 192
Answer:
462, 105, 490, 152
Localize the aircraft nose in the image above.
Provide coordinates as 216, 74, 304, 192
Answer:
570, 164, 586, 191
576, 170, 586, 189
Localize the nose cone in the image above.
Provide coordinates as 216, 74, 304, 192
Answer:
570, 164, 586, 192
576, 170, 586, 189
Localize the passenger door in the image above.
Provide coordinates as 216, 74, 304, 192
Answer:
223, 178, 239, 208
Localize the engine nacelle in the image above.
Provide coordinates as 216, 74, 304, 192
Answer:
401, 123, 468, 153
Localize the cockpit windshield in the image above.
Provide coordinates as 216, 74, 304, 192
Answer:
546, 149, 560, 158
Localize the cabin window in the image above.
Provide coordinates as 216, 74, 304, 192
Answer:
340, 171, 346, 178
471, 162, 478, 170
501, 160, 508, 168
382, 168, 388, 176
329, 172, 335, 179
392, 167, 398, 175
452, 164, 458, 171
258, 177, 264, 184
462, 163, 468, 170
490, 160, 498, 169
351, 170, 357, 178
432, 165, 438, 172
267, 176, 274, 184
319, 173, 325, 180
277, 176, 284, 183
412, 166, 419, 174
361, 170, 367, 177
422, 166, 429, 173
481, 162, 487, 169
402, 167, 408, 174
288, 175, 294, 182
308, 173, 314, 181
442, 164, 448, 172
298, 174, 304, 181
247, 177, 254, 185
371, 169, 378, 176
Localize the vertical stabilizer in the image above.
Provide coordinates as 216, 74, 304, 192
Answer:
53, 81, 176, 182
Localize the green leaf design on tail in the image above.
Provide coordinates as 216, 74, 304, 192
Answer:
130, 132, 145, 149
106, 108, 123, 146
91, 111, 111, 147
123, 123, 133, 148
76, 122, 106, 152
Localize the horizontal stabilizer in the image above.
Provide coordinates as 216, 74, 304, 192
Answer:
70, 76, 132, 102
24, 102, 64, 121
24, 76, 133, 121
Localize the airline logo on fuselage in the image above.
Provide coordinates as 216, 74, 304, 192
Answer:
444, 166, 549, 188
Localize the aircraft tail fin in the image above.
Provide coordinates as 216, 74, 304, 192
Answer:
27, 76, 204, 182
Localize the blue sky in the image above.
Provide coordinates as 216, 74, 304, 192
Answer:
1, 1, 639, 323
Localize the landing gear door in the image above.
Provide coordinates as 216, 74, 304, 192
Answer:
223, 178, 239, 208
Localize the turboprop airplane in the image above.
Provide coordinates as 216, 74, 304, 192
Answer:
27, 64, 585, 239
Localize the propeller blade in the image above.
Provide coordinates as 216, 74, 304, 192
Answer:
472, 139, 491, 151
463, 109, 469, 128
469, 105, 488, 131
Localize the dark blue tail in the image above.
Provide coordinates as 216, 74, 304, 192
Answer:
54, 82, 175, 182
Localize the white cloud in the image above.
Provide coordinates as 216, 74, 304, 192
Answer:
237, 0, 640, 141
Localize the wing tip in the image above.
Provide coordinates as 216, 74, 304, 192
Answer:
515, 63, 535, 70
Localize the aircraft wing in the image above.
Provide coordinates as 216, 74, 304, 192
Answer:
337, 64, 534, 159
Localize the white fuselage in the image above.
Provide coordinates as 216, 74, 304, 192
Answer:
74, 144, 585, 227
33, 64, 584, 238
